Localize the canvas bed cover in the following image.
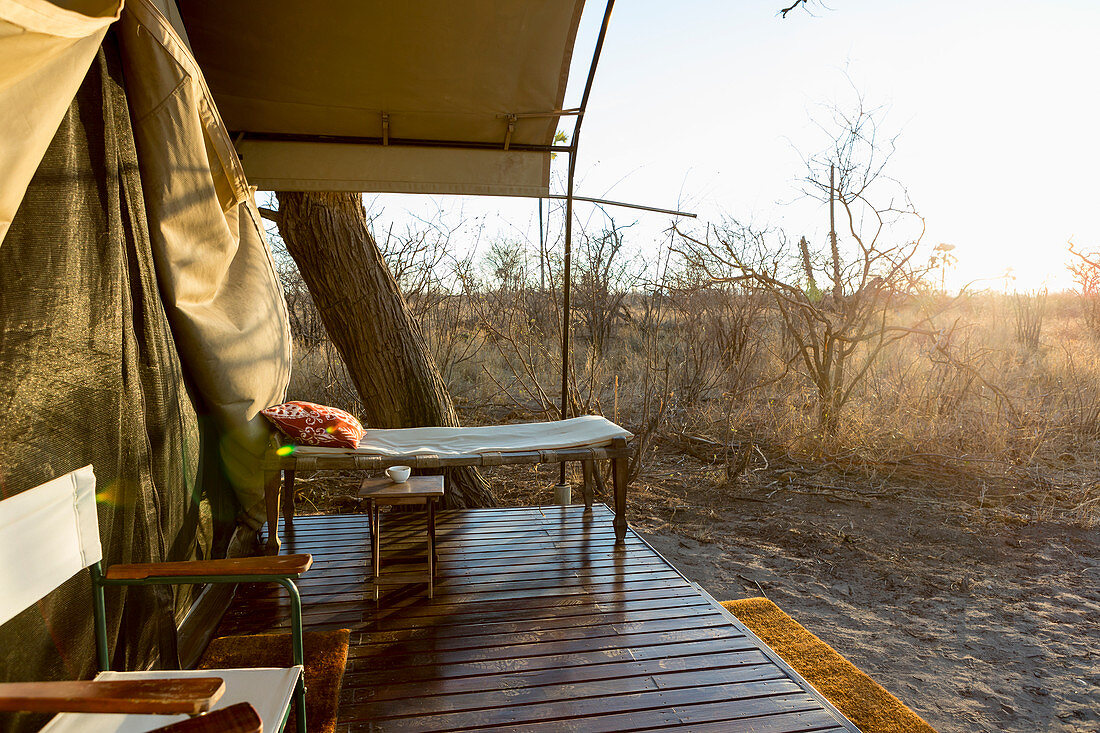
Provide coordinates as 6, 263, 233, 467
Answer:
291, 415, 633, 458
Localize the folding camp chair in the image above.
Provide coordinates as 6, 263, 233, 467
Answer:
0, 466, 311, 732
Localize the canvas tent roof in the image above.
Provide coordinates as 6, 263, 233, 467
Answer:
175, 1, 586, 197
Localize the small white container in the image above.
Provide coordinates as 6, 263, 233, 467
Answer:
385, 465, 412, 483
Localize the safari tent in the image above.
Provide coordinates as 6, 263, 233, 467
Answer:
0, 0, 588, 715
0, 2, 872, 731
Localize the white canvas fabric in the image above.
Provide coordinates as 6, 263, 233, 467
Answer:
290, 415, 633, 458
0, 0, 122, 247
176, 1, 585, 196
0, 465, 100, 626
41, 666, 302, 732
1, 1, 587, 205
0, 0, 292, 523
237, 139, 552, 198
115, 0, 292, 522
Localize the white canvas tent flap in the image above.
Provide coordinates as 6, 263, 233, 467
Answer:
116, 0, 292, 522
176, 0, 585, 195
0, 0, 121, 247
236, 141, 552, 197
0, 0, 292, 522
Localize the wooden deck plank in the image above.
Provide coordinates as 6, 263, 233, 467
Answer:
348, 626, 750, 671
216, 506, 855, 732
343, 638, 763, 687
622, 708, 849, 733
347, 664, 790, 721
353, 611, 734, 653
345, 680, 809, 731
280, 538, 647, 562
350, 650, 776, 702
218, 586, 709, 634
302, 553, 667, 579
296, 566, 686, 594
354, 602, 720, 644
224, 579, 704, 617
468, 697, 834, 733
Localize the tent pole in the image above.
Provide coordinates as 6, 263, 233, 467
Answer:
559, 150, 575, 486
559, 0, 616, 489
539, 198, 546, 291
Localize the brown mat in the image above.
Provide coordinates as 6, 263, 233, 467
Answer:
197, 629, 349, 733
722, 598, 937, 733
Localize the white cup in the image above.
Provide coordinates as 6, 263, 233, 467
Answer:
385, 465, 411, 483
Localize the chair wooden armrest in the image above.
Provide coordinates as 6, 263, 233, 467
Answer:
105, 554, 313, 581
152, 702, 262, 733
0, 678, 224, 715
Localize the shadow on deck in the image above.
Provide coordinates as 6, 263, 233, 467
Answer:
216, 505, 856, 732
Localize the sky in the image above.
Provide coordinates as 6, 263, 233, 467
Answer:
365, 0, 1100, 293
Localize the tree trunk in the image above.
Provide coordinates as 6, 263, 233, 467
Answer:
274, 191, 494, 508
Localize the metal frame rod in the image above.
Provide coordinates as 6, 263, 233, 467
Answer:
90, 562, 110, 672
539, 198, 546, 290
233, 130, 570, 154
497, 109, 581, 119
560, 0, 617, 485
547, 194, 696, 218
95, 571, 309, 733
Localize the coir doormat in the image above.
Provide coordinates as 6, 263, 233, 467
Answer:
198, 629, 349, 733
722, 598, 937, 733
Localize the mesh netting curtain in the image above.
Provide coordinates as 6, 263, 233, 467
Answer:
0, 35, 226, 731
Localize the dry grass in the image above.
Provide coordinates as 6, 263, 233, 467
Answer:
283, 270, 1100, 528
276, 257, 1099, 733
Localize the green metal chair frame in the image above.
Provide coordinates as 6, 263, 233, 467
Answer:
89, 563, 308, 733
0, 465, 311, 733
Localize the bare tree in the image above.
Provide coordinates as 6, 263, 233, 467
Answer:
575, 221, 638, 355
1012, 290, 1046, 350
269, 192, 493, 507
676, 98, 934, 438
1068, 242, 1100, 337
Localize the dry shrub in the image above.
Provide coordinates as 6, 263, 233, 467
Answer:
271, 213, 1099, 526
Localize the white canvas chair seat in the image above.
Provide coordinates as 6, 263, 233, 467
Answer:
0, 465, 311, 731
295, 415, 633, 458
41, 667, 302, 732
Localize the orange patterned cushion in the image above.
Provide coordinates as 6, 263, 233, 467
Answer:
261, 401, 365, 449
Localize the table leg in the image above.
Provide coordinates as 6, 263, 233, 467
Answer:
282, 469, 296, 531
263, 470, 281, 556
371, 499, 381, 601
582, 460, 595, 512
427, 498, 436, 599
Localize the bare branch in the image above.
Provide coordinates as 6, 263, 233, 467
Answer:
258, 206, 282, 226
779, 0, 810, 18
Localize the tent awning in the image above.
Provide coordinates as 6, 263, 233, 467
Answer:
176, 1, 586, 196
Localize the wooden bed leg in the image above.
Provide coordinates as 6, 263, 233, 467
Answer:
611, 438, 628, 543
581, 460, 595, 512
371, 499, 381, 603
427, 498, 436, 599
263, 469, 281, 556
282, 469, 296, 531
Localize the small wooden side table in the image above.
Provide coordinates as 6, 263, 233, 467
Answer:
359, 475, 445, 599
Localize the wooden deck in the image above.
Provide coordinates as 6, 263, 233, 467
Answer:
217, 505, 857, 732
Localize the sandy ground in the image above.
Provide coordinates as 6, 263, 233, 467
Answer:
299, 450, 1100, 733
627, 476, 1100, 733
